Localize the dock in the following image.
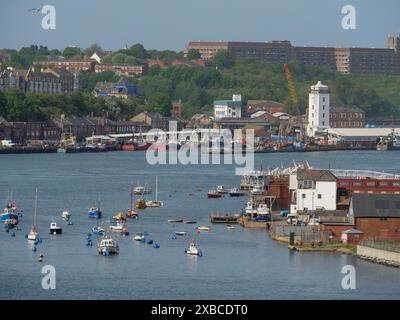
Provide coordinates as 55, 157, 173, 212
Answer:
210, 213, 240, 224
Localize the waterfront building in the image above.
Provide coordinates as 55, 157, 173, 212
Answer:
189, 113, 214, 129
330, 106, 365, 128
53, 116, 97, 142
131, 111, 186, 131
9, 120, 61, 144
307, 81, 330, 137
213, 118, 270, 131
0, 117, 12, 140
214, 95, 242, 120
349, 194, 400, 240
289, 169, 338, 213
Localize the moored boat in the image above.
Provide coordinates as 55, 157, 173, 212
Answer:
185, 240, 203, 256
135, 199, 147, 209
92, 226, 106, 235
207, 190, 224, 198
216, 185, 228, 194
133, 232, 145, 242
228, 188, 246, 197
49, 222, 62, 235
175, 231, 187, 236
168, 219, 184, 223
28, 189, 40, 242
61, 211, 71, 221
146, 176, 164, 208
88, 205, 102, 219
196, 226, 211, 232
97, 237, 119, 255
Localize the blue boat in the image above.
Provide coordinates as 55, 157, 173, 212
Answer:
1, 202, 19, 225
92, 226, 106, 235
88, 207, 102, 219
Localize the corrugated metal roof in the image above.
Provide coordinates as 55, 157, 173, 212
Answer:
351, 194, 400, 218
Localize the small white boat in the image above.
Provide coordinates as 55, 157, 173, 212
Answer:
196, 226, 211, 232
251, 185, 264, 195
49, 222, 62, 235
217, 185, 228, 194
133, 185, 152, 195
185, 240, 202, 256
133, 233, 145, 242
109, 224, 125, 232
168, 219, 184, 223
226, 225, 235, 230
97, 237, 119, 255
257, 204, 271, 216
61, 211, 71, 221
175, 231, 187, 236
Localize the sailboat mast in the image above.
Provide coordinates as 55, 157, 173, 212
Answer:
34, 188, 38, 227
130, 187, 133, 211
156, 176, 158, 202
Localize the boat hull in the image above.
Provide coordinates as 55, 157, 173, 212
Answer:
50, 228, 62, 234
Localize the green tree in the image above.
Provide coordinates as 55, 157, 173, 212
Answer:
213, 50, 236, 69
62, 46, 82, 59
148, 93, 172, 116
0, 91, 6, 117
84, 43, 102, 57
129, 43, 149, 59
112, 53, 128, 65
186, 49, 201, 60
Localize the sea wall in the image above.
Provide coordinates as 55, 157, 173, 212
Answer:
357, 245, 400, 267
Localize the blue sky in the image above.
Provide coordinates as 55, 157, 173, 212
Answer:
0, 0, 399, 51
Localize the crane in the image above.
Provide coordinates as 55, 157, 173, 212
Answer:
283, 63, 300, 116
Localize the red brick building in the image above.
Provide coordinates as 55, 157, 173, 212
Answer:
330, 106, 365, 128
95, 63, 148, 76
349, 194, 400, 240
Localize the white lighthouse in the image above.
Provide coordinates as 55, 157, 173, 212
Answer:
307, 81, 330, 137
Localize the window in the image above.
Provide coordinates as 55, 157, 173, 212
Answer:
302, 194, 306, 199
318, 194, 322, 199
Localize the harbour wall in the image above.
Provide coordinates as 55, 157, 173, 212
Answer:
357, 245, 400, 267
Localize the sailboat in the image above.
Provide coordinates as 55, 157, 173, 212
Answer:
28, 189, 40, 242
146, 176, 164, 208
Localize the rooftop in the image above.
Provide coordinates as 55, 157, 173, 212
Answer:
351, 194, 400, 218
297, 169, 337, 182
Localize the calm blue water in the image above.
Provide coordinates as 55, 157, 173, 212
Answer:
0, 150, 400, 300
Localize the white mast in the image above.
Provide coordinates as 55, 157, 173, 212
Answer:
156, 176, 158, 202
33, 188, 38, 227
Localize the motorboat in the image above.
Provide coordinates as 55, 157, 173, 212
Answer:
228, 188, 246, 197
126, 210, 139, 219
61, 211, 71, 221
113, 212, 126, 221
226, 225, 236, 230
97, 237, 119, 255
251, 185, 264, 195
49, 222, 62, 235
133, 186, 152, 195
257, 204, 271, 216
207, 190, 224, 199
196, 226, 211, 232
175, 231, 187, 237
133, 233, 145, 242
216, 185, 229, 194
185, 240, 203, 256
109, 224, 125, 232
92, 226, 106, 235
88, 206, 102, 219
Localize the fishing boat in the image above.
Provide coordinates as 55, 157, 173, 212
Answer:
146, 176, 164, 208
244, 201, 257, 216
127, 189, 139, 218
97, 237, 119, 255
228, 188, 246, 197
196, 226, 211, 232
257, 204, 271, 216
216, 185, 229, 194
28, 189, 40, 242
207, 190, 224, 199
133, 232, 145, 242
92, 226, 106, 235
88, 201, 102, 219
185, 240, 203, 256
113, 212, 126, 222
49, 221, 62, 235
175, 231, 187, 237
168, 219, 184, 223
61, 211, 71, 221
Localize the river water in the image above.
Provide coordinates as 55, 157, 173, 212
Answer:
0, 150, 399, 300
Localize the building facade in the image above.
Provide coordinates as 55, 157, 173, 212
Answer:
26, 68, 74, 93
330, 106, 365, 128
214, 95, 242, 120
34, 60, 96, 72
94, 64, 148, 76
307, 81, 330, 137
